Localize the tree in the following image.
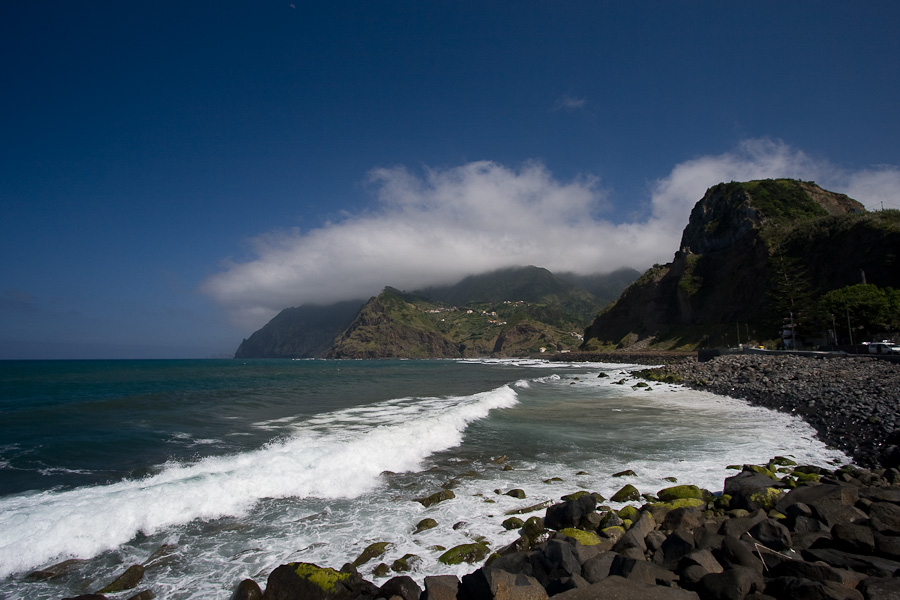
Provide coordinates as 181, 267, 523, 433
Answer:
816, 284, 900, 339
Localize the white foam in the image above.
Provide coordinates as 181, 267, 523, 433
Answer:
0, 385, 519, 578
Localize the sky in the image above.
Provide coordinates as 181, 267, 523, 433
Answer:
2, 2, 899, 359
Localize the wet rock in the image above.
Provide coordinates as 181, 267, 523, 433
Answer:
232, 578, 263, 600
262, 562, 377, 600
422, 575, 460, 600
97, 564, 145, 594
417, 490, 456, 507
415, 518, 439, 533
378, 575, 421, 600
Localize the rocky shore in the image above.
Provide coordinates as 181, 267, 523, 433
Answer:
220, 459, 900, 600
653, 353, 900, 470
60, 352, 900, 600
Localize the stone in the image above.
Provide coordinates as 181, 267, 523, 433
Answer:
506, 489, 527, 499
544, 495, 597, 531
352, 542, 393, 567
611, 484, 641, 503
830, 523, 875, 553
802, 547, 900, 577
462, 569, 549, 600
553, 575, 701, 600
97, 564, 145, 594
417, 490, 456, 507
748, 519, 792, 551
613, 512, 656, 554
556, 528, 602, 546
653, 528, 695, 569
609, 555, 678, 586
379, 575, 422, 600
438, 543, 490, 565
582, 552, 617, 583
503, 517, 525, 530
657, 485, 703, 502
415, 518, 438, 533
232, 578, 263, 600
662, 506, 706, 531
859, 576, 900, 600
390, 554, 422, 573
697, 566, 764, 600
764, 576, 864, 600
869, 502, 900, 532
263, 562, 376, 600
423, 575, 460, 600
719, 537, 763, 573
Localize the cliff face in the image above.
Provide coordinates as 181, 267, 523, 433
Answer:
582, 179, 893, 350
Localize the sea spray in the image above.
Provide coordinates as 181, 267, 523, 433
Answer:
0, 384, 519, 579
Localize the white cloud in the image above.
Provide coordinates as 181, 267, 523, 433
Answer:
552, 95, 587, 110
202, 141, 900, 331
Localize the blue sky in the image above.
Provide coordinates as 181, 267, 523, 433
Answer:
2, 1, 899, 359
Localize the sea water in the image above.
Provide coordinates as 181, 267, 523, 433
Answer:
0, 358, 847, 599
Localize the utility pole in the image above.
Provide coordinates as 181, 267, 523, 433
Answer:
847, 309, 854, 350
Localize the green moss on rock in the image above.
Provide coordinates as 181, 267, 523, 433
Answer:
438, 542, 490, 565
416, 489, 456, 507
617, 505, 639, 522
291, 563, 351, 592
414, 518, 438, 534
611, 484, 640, 502
502, 517, 524, 530
657, 484, 703, 502
558, 528, 603, 546
352, 542, 393, 567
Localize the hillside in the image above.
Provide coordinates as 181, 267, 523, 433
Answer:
582, 179, 900, 350
235, 266, 636, 358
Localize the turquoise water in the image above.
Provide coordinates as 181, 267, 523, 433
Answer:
0, 358, 845, 599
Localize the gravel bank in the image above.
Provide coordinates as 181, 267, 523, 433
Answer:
656, 354, 900, 469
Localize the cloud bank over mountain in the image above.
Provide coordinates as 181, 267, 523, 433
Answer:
202, 139, 900, 330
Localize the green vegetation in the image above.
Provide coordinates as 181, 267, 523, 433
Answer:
815, 283, 900, 339
291, 563, 351, 592
678, 254, 703, 296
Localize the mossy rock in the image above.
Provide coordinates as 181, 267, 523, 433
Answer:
715, 494, 732, 510
416, 489, 456, 507
600, 525, 626, 541
599, 511, 624, 529
502, 517, 524, 530
414, 518, 438, 534
633, 382, 649, 388
438, 542, 490, 565
352, 542, 393, 567
726, 465, 742, 470
613, 469, 637, 478
617, 505, 639, 522
523, 516, 545, 538
745, 465, 777, 479
657, 484, 703, 502
544, 477, 564, 484
746, 487, 783, 511
727, 509, 750, 518
558, 528, 603, 546
290, 563, 352, 593
97, 564, 145, 594
428, 545, 446, 552
645, 497, 706, 520
611, 484, 640, 503
663, 477, 678, 483
562, 490, 591, 501
770, 456, 798, 467
576, 471, 590, 476
622, 519, 633, 530
505, 489, 526, 499
794, 471, 821, 484
391, 554, 422, 573
372, 563, 391, 577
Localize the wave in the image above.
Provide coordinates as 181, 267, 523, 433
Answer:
0, 385, 519, 578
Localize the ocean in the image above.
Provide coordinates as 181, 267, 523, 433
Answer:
0, 358, 846, 599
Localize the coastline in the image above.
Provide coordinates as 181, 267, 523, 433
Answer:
39, 354, 900, 599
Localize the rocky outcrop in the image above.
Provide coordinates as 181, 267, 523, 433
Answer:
242, 461, 900, 600
582, 179, 896, 351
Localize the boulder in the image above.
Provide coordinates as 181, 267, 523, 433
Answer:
97, 564, 145, 594
262, 562, 377, 600
423, 575, 460, 600
544, 495, 597, 531
611, 484, 641, 503
417, 490, 456, 507
415, 518, 438, 533
657, 485, 704, 502
552, 575, 701, 599
764, 576, 863, 600
462, 568, 549, 600
748, 519, 792, 551
352, 542, 393, 568
697, 566, 765, 600
378, 575, 422, 600
232, 579, 263, 600
613, 512, 656, 554
439, 543, 490, 565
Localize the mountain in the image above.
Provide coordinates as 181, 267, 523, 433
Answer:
235, 266, 637, 358
234, 300, 365, 359
582, 179, 900, 350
